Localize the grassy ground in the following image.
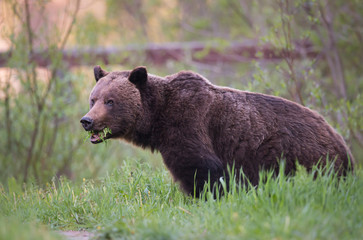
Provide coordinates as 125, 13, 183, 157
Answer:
0, 160, 362, 240
0, 216, 63, 240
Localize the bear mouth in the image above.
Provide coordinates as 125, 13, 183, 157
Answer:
89, 128, 112, 144
90, 131, 103, 144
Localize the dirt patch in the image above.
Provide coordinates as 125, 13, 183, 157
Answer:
58, 231, 94, 240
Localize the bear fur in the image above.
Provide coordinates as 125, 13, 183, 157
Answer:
81, 66, 354, 195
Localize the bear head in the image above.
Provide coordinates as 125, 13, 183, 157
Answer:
80, 65, 148, 144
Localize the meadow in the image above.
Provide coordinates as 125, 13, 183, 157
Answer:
1, 1, 363, 239
1, 160, 362, 240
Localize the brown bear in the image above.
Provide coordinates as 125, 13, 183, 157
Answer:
81, 66, 354, 195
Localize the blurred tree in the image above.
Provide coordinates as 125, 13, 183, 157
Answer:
0, 0, 81, 182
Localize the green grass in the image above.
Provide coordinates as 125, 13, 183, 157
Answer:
0, 160, 362, 240
0, 216, 64, 240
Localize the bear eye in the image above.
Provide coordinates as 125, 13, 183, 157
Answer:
106, 100, 114, 106
90, 99, 95, 107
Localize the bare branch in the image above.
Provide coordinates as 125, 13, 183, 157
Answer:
24, 0, 33, 54
59, 0, 81, 50
318, 1, 347, 99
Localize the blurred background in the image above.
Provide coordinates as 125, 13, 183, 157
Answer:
0, 0, 362, 184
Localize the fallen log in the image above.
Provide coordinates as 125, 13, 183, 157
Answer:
0, 40, 319, 68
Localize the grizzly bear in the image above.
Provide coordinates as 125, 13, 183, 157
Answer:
81, 66, 354, 195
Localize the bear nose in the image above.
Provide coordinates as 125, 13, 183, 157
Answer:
80, 116, 94, 131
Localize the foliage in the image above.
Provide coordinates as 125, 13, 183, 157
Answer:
0, 0, 84, 183
1, 161, 362, 239
0, 0, 362, 185
76, 0, 363, 164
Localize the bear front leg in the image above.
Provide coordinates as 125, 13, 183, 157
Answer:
160, 147, 225, 197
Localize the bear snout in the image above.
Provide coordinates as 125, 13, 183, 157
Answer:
80, 116, 94, 131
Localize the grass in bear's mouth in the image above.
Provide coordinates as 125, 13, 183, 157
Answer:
84, 127, 112, 144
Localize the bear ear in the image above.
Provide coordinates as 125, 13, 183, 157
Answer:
128, 66, 148, 87
94, 65, 108, 82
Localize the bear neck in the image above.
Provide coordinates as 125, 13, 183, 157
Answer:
131, 78, 166, 152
